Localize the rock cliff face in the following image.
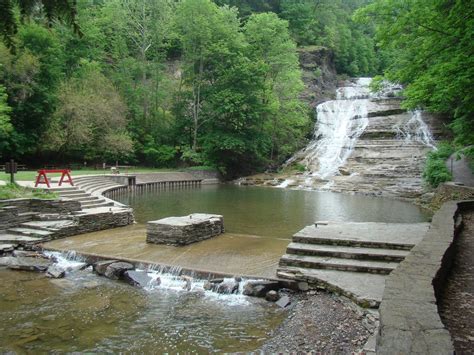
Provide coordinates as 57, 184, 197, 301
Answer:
298, 46, 338, 108
270, 79, 448, 199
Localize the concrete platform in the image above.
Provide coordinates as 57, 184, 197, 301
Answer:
277, 221, 429, 307
44, 224, 290, 279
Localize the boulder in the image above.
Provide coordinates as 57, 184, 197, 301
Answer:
46, 265, 66, 279
297, 281, 310, 291
0, 256, 16, 266
104, 262, 134, 280
276, 295, 291, 308
7, 256, 52, 272
265, 290, 280, 302
93, 260, 118, 275
0, 244, 15, 253
217, 280, 239, 294
123, 270, 154, 288
243, 280, 280, 298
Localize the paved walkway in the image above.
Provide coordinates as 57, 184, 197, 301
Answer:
447, 153, 474, 186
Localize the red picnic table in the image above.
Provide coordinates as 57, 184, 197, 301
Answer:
34, 169, 74, 188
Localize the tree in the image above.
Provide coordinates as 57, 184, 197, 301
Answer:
0, 84, 13, 155
356, 0, 474, 153
0, 0, 80, 49
244, 13, 307, 162
45, 65, 133, 161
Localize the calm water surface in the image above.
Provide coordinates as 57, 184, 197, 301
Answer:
117, 184, 431, 238
0, 185, 430, 352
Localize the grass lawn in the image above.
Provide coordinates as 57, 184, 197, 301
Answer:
0, 183, 58, 200
0, 166, 215, 183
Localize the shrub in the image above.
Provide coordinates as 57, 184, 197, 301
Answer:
423, 142, 454, 187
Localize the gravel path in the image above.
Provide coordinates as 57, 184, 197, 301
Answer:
439, 208, 474, 353
260, 290, 378, 353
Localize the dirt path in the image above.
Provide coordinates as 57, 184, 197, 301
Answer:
439, 208, 474, 353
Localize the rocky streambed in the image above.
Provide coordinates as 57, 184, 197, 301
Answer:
0, 247, 378, 353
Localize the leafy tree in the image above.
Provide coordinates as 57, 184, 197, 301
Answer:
244, 12, 307, 162
45, 65, 133, 161
0, 0, 80, 49
0, 84, 13, 155
356, 0, 474, 158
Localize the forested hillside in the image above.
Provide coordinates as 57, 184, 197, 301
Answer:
0, 0, 381, 176
0, 0, 471, 179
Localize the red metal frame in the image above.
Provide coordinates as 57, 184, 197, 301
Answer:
34, 169, 74, 188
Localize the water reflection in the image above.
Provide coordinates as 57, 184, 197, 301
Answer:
117, 185, 430, 238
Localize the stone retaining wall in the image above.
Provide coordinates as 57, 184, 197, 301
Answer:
0, 199, 81, 228
377, 200, 473, 354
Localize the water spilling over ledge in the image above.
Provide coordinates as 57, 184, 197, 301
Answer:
275, 77, 445, 199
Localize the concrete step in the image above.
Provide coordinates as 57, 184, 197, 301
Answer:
17, 212, 40, 219
35, 213, 75, 221
0, 233, 46, 245
279, 254, 398, 275
62, 196, 99, 203
286, 242, 409, 262
276, 266, 385, 308
57, 191, 89, 198
7, 227, 54, 237
21, 220, 76, 231
292, 223, 428, 250
81, 201, 114, 209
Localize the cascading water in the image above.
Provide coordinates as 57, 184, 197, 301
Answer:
301, 77, 371, 181
394, 110, 436, 149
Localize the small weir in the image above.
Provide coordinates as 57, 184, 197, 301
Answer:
0, 250, 287, 352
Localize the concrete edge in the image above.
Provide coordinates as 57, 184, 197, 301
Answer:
40, 246, 297, 287
376, 199, 474, 354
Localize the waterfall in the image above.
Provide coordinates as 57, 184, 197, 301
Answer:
302, 77, 371, 179
394, 110, 436, 149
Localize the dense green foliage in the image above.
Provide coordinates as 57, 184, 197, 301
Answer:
0, 0, 321, 177
356, 0, 474, 179
422, 142, 454, 187
0, 0, 399, 177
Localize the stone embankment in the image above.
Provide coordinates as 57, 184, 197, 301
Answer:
0, 197, 133, 251
377, 200, 474, 354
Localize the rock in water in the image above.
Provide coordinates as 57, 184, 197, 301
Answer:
217, 280, 239, 294
276, 295, 291, 308
104, 262, 134, 280
243, 280, 280, 297
266, 290, 280, 302
7, 256, 51, 272
46, 265, 66, 278
123, 270, 154, 288
93, 260, 118, 275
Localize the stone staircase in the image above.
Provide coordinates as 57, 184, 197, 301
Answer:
277, 221, 429, 307
0, 176, 134, 252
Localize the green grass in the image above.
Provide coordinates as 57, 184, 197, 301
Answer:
0, 167, 181, 183
0, 183, 58, 200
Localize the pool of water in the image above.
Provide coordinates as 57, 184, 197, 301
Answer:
1, 185, 431, 352
0, 266, 285, 353
117, 184, 431, 238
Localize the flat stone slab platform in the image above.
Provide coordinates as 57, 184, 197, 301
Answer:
147, 213, 224, 246
43, 224, 290, 279
278, 221, 430, 307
